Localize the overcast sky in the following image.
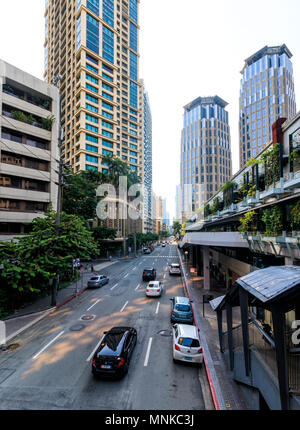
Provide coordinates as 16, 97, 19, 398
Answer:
0, 0, 299, 221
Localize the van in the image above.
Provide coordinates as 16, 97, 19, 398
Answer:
170, 296, 194, 324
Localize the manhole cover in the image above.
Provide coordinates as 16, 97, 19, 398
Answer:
0, 344, 19, 352
157, 330, 172, 337
80, 315, 95, 321
70, 324, 86, 332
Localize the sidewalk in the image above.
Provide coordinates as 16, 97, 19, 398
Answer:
178, 249, 249, 410
0, 260, 117, 346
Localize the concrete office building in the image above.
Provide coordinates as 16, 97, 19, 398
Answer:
0, 59, 59, 240
180, 96, 232, 222
44, 0, 142, 237
139, 79, 152, 233
239, 44, 297, 168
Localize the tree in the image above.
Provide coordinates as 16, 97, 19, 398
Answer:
172, 221, 181, 235
62, 170, 104, 221
0, 211, 99, 297
92, 225, 117, 241
159, 230, 169, 238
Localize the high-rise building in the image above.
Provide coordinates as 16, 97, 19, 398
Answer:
175, 184, 182, 223
0, 59, 59, 240
180, 96, 232, 222
44, 0, 142, 237
139, 79, 152, 233
153, 194, 163, 235
239, 44, 297, 168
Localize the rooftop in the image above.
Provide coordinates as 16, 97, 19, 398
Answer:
243, 44, 293, 69
184, 96, 228, 112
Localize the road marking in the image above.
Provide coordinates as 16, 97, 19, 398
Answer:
86, 334, 105, 362
120, 301, 129, 313
124, 273, 129, 278
133, 266, 136, 270
135, 284, 140, 290
144, 337, 153, 367
33, 331, 65, 360
164, 273, 166, 279
155, 302, 160, 314
111, 283, 118, 290
86, 299, 101, 311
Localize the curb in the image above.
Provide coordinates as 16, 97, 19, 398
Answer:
55, 285, 88, 309
177, 249, 226, 411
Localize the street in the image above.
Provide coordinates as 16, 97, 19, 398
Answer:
0, 244, 205, 410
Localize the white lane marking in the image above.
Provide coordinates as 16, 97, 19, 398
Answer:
135, 284, 140, 290
155, 302, 160, 314
133, 266, 136, 270
164, 273, 166, 279
86, 299, 101, 311
124, 273, 129, 278
144, 337, 153, 367
33, 331, 65, 360
86, 334, 105, 362
120, 301, 129, 313
165, 266, 168, 271
111, 283, 118, 290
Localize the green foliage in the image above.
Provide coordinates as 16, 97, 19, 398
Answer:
172, 221, 181, 235
41, 115, 56, 131
211, 197, 220, 215
261, 205, 283, 236
204, 204, 211, 218
0, 211, 99, 316
92, 225, 117, 240
159, 230, 169, 238
260, 143, 281, 187
291, 201, 300, 230
245, 157, 260, 168
221, 181, 238, 208
238, 211, 257, 233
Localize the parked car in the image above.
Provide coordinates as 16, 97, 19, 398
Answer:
169, 263, 181, 276
146, 281, 163, 297
172, 323, 203, 366
143, 247, 151, 254
87, 275, 109, 288
92, 327, 137, 378
142, 268, 156, 282
170, 296, 194, 324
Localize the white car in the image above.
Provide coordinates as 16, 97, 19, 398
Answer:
172, 324, 203, 366
169, 263, 181, 276
146, 281, 163, 297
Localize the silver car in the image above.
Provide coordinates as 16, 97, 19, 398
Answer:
87, 275, 109, 288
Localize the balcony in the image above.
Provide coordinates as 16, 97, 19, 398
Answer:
243, 231, 300, 260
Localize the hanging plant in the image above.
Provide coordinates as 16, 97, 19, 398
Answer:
261, 205, 283, 236
291, 201, 300, 231
260, 143, 281, 188
238, 210, 258, 233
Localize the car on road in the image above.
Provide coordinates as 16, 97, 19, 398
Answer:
142, 267, 156, 282
87, 275, 109, 288
172, 323, 203, 366
169, 263, 181, 276
162, 243, 166, 247
143, 247, 151, 254
146, 281, 163, 297
170, 296, 194, 324
92, 326, 137, 378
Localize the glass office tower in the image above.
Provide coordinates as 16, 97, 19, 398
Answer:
180, 96, 232, 222
239, 45, 296, 168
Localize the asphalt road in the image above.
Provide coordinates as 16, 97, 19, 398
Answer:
0, 244, 206, 410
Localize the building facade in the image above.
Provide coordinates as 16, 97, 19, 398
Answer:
0, 59, 59, 240
175, 184, 182, 223
44, 0, 142, 237
180, 96, 232, 222
239, 44, 297, 168
139, 79, 152, 233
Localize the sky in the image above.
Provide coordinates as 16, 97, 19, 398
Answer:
0, 0, 300, 221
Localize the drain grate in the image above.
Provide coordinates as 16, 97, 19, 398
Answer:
157, 329, 172, 337
80, 315, 95, 321
0, 343, 19, 352
69, 324, 86, 332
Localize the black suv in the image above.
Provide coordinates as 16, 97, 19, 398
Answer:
142, 268, 156, 281
92, 327, 137, 378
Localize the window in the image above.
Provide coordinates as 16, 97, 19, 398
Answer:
86, 154, 98, 163
86, 144, 98, 153
102, 139, 113, 148
86, 113, 98, 123
102, 120, 113, 129
86, 93, 98, 104
103, 0, 114, 27
86, 54, 98, 65
86, 103, 98, 113
102, 82, 113, 92
102, 101, 113, 111
103, 63, 113, 74
86, 13, 99, 54
86, 164, 98, 171
86, 124, 98, 133
86, 133, 98, 143
86, 83, 98, 93
102, 130, 113, 138
86, 63, 98, 74
103, 26, 114, 63
102, 72, 113, 82
102, 91, 113, 100
102, 149, 113, 156
87, 0, 99, 15
86, 73, 98, 84
130, 81, 138, 108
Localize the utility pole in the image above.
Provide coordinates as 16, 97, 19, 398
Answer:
51, 75, 63, 307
